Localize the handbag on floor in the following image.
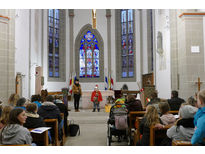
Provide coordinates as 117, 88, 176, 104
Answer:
68, 120, 80, 137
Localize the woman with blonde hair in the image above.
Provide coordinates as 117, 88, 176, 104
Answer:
136, 105, 162, 146
0, 106, 13, 129
8, 93, 20, 107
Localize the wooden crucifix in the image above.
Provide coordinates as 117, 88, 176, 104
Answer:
195, 77, 203, 92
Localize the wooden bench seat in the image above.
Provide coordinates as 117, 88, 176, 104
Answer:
150, 124, 172, 146
29, 128, 49, 146
172, 140, 192, 146
44, 119, 59, 146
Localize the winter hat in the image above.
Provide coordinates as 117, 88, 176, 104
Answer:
95, 85, 99, 89
179, 105, 198, 119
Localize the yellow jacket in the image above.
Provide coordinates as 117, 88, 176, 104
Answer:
72, 84, 82, 95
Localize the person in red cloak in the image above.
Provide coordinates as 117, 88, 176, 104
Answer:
91, 85, 102, 112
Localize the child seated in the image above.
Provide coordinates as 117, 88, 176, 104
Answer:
159, 101, 176, 125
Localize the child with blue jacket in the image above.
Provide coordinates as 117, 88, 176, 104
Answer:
191, 89, 205, 145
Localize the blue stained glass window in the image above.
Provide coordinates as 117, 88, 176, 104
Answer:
93, 49, 99, 58
80, 49, 85, 58
121, 9, 134, 78
48, 9, 60, 78
54, 9, 59, 19
49, 9, 53, 17
79, 30, 100, 78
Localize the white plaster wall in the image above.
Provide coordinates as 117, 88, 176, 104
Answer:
15, 9, 30, 99
155, 9, 171, 99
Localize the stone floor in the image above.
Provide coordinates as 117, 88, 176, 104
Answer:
64, 107, 128, 146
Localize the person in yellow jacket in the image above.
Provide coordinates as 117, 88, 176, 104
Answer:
72, 79, 82, 112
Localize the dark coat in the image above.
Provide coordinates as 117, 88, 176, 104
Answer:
55, 102, 69, 136
126, 99, 143, 112
168, 97, 185, 111
37, 102, 62, 124
24, 112, 46, 129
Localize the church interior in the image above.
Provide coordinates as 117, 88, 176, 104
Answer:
1, 6, 205, 149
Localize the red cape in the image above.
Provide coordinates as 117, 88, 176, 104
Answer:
91, 91, 103, 102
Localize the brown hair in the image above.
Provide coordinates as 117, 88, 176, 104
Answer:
8, 93, 20, 106
127, 95, 136, 102
144, 105, 160, 127
0, 106, 13, 125
198, 89, 205, 105
8, 108, 24, 125
26, 103, 37, 113
159, 102, 170, 115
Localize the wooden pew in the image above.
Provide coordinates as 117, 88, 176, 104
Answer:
60, 113, 66, 146
44, 119, 59, 146
29, 128, 49, 146
0, 144, 30, 146
150, 124, 171, 146
172, 140, 192, 146
129, 111, 146, 131
133, 117, 143, 145
169, 110, 179, 115
128, 111, 145, 145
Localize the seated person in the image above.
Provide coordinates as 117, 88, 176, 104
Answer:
167, 90, 185, 111
38, 95, 62, 141
0, 108, 33, 145
24, 103, 46, 128
136, 105, 163, 146
31, 95, 42, 108
54, 96, 69, 136
0, 106, 13, 129
15, 97, 28, 110
146, 91, 161, 106
167, 104, 197, 142
126, 94, 143, 112
159, 101, 176, 125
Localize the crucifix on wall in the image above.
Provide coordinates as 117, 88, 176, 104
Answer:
195, 77, 203, 92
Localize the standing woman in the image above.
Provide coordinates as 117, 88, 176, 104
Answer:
72, 79, 82, 112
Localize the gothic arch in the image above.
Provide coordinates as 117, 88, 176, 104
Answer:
75, 24, 104, 82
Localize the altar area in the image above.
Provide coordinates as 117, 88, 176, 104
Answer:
80, 90, 114, 109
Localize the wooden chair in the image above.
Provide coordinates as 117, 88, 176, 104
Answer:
172, 140, 192, 146
44, 119, 59, 146
150, 124, 171, 146
29, 128, 49, 146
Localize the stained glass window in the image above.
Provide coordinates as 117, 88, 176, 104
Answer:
79, 30, 100, 78
121, 9, 134, 78
48, 9, 60, 78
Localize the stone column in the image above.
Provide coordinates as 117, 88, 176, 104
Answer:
69, 9, 74, 74
106, 9, 111, 77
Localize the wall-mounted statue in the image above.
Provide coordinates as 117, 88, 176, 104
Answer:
157, 31, 163, 56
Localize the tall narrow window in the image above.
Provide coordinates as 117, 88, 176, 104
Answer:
150, 9, 154, 71
121, 9, 134, 78
79, 30, 100, 78
48, 9, 60, 78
